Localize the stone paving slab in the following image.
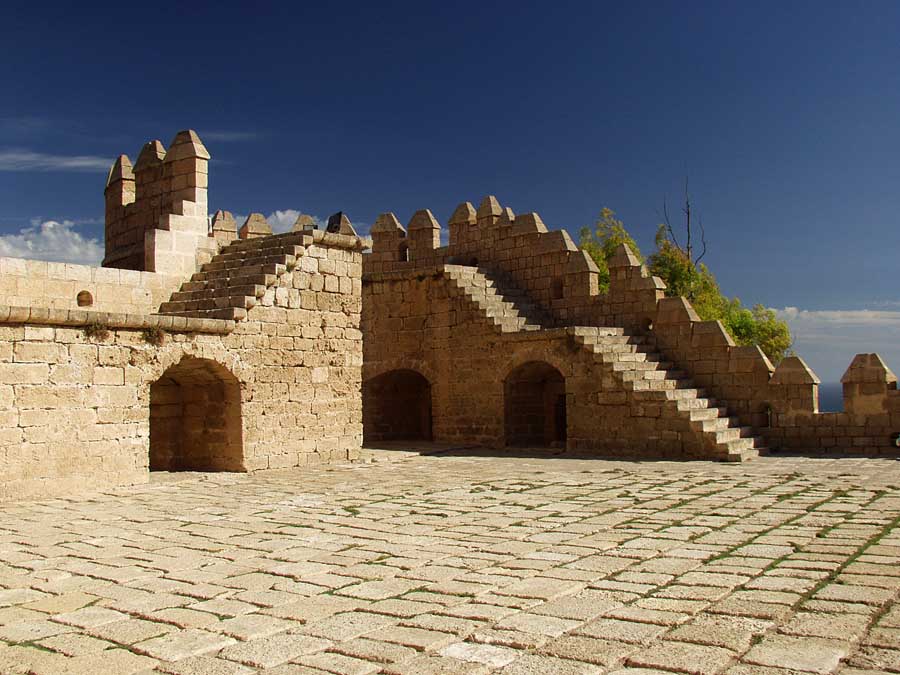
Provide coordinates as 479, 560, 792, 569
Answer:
0, 448, 899, 673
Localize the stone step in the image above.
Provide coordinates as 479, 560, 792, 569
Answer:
224, 231, 311, 252
713, 427, 752, 444
473, 292, 543, 315
159, 293, 258, 314
724, 438, 761, 462
192, 262, 288, 283
636, 368, 687, 382
574, 321, 762, 462
581, 333, 653, 346
182, 273, 277, 291
446, 265, 548, 330
588, 343, 656, 357
661, 387, 709, 400
696, 416, 736, 433
215, 247, 303, 266
200, 247, 300, 272
169, 284, 268, 304
213, 254, 295, 272
688, 406, 729, 421
569, 326, 628, 337
198, 274, 279, 292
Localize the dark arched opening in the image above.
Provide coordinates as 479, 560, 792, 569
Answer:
149, 357, 243, 472
504, 361, 566, 447
363, 369, 432, 442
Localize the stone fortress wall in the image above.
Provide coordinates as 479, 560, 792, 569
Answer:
0, 129, 896, 502
362, 197, 900, 459
0, 131, 365, 501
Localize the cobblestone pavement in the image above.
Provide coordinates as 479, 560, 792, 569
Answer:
1, 447, 899, 675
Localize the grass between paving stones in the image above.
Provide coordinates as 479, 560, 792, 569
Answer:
587, 481, 898, 672
4, 462, 898, 675
723, 492, 900, 670
804, 507, 900, 599
493, 474, 843, 671
4, 639, 57, 653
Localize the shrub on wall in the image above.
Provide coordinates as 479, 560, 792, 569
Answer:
580, 207, 792, 364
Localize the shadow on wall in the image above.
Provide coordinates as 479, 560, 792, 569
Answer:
149, 357, 244, 472
363, 369, 433, 443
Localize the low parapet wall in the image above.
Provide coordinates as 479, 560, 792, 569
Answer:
763, 354, 900, 454
0, 256, 183, 315
639, 288, 900, 455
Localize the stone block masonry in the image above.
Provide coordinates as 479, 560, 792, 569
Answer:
363, 196, 900, 460
0, 236, 363, 501
0, 129, 896, 501
104, 130, 217, 275
0, 130, 365, 501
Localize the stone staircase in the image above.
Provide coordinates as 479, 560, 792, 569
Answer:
570, 327, 765, 461
443, 265, 551, 332
442, 264, 762, 460
158, 231, 312, 320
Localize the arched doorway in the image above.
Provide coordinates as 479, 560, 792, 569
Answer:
363, 369, 432, 442
504, 361, 566, 447
149, 357, 243, 471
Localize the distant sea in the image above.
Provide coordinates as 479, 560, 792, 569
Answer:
819, 382, 843, 412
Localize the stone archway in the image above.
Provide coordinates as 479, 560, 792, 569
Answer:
149, 357, 244, 471
504, 361, 566, 447
363, 369, 432, 443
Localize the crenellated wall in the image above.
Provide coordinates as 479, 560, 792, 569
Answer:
0, 129, 368, 502
762, 354, 900, 454
0, 235, 364, 501
365, 195, 664, 333
104, 130, 217, 276
362, 267, 750, 460
364, 193, 900, 459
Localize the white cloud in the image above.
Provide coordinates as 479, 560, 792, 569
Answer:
776, 307, 900, 382
779, 307, 900, 325
267, 209, 319, 233
0, 220, 103, 265
0, 149, 110, 172
229, 209, 371, 244
232, 210, 334, 234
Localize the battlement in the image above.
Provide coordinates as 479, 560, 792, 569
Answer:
104, 130, 215, 276
366, 194, 663, 331
364, 192, 900, 458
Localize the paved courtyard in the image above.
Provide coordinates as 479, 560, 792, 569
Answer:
0, 447, 899, 675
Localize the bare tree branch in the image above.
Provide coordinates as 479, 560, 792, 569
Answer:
683, 176, 692, 260
660, 175, 709, 265
695, 215, 707, 265
662, 196, 680, 249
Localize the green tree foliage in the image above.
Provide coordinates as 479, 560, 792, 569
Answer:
578, 207, 642, 292
579, 210, 792, 363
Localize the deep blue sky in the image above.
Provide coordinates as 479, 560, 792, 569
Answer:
1, 1, 899, 381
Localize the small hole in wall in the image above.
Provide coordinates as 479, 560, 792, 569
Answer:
398, 242, 409, 262
76, 290, 93, 307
